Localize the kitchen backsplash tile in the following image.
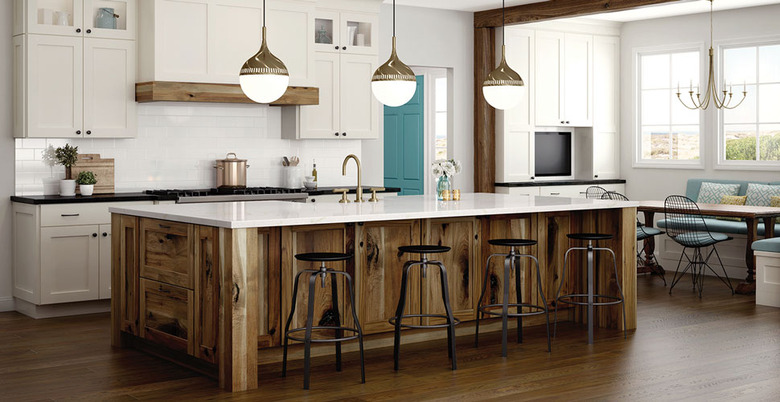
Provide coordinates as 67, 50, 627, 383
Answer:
14, 103, 364, 195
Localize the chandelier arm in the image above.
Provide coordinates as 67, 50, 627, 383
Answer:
677, 93, 701, 110
722, 92, 748, 110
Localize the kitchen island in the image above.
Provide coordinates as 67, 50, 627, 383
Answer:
109, 193, 638, 391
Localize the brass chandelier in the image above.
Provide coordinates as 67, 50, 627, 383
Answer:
677, 0, 746, 110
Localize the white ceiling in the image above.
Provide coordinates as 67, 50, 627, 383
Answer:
385, 0, 780, 21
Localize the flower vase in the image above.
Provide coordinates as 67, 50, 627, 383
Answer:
436, 175, 451, 200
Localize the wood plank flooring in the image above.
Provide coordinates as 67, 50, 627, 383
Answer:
1, 274, 779, 401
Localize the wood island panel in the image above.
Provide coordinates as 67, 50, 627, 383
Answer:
257, 227, 282, 349
139, 278, 194, 354
140, 219, 194, 289
194, 226, 220, 363
111, 214, 140, 347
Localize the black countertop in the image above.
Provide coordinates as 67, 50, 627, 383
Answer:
495, 179, 626, 188
10, 192, 165, 205
304, 186, 401, 196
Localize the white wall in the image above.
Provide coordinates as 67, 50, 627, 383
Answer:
15, 104, 363, 194
620, 4, 780, 201
363, 4, 474, 192
0, 2, 14, 311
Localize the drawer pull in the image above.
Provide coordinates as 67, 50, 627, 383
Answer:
579, 192, 586, 194
61, 213, 80, 217
550, 192, 561, 196
158, 286, 171, 294
158, 224, 171, 229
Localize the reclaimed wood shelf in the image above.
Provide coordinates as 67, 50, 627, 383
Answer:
135, 81, 319, 106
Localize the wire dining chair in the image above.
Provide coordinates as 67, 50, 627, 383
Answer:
663, 195, 734, 297
585, 186, 608, 200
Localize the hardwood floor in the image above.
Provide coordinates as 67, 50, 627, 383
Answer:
2, 274, 779, 401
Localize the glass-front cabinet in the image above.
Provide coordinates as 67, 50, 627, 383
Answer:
314, 9, 377, 55
16, 0, 135, 40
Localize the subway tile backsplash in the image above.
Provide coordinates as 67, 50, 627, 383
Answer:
14, 103, 365, 195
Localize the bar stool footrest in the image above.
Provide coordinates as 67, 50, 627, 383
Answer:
556, 294, 624, 307
388, 314, 461, 329
478, 303, 547, 317
285, 326, 361, 343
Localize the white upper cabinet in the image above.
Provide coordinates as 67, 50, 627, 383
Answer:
338, 53, 378, 138
84, 38, 136, 138
592, 35, 620, 179
535, 31, 593, 127
314, 9, 378, 55
15, 0, 136, 40
139, 0, 315, 87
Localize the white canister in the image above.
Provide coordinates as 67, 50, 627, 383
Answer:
59, 179, 76, 196
282, 166, 304, 189
356, 33, 365, 47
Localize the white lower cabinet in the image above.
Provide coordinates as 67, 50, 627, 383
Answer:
496, 183, 625, 199
13, 201, 150, 306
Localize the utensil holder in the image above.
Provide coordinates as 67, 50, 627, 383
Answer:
283, 166, 303, 189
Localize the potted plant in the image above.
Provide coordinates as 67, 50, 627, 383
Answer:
76, 171, 97, 196
55, 144, 79, 196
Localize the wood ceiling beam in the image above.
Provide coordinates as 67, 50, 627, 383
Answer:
474, 0, 691, 28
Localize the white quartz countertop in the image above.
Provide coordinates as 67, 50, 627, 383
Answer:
109, 193, 639, 229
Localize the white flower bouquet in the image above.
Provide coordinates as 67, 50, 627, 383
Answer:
431, 159, 462, 178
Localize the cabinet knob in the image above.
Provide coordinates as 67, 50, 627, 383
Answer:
335, 132, 339, 137
566, 121, 570, 124
310, 198, 316, 202
76, 130, 81, 135
86, 29, 92, 34
342, 46, 347, 50
560, 121, 564, 124
335, 46, 339, 50
102, 232, 108, 237
86, 130, 92, 135
92, 233, 98, 237
594, 175, 599, 178
76, 28, 81, 33
341, 132, 346, 136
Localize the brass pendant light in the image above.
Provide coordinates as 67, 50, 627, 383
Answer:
239, 0, 289, 104
482, 0, 524, 110
371, 0, 416, 107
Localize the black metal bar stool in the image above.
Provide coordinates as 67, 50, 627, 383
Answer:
389, 245, 459, 371
475, 239, 551, 356
554, 233, 627, 344
282, 252, 365, 390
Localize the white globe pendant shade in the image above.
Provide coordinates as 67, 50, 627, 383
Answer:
240, 26, 289, 104
483, 45, 524, 110
372, 80, 416, 107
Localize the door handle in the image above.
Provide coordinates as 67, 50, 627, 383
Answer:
61, 213, 80, 217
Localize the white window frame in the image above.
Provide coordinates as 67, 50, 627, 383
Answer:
716, 35, 780, 171
632, 43, 706, 169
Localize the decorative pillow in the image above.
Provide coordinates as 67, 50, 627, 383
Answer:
716, 195, 746, 221
697, 182, 740, 204
745, 183, 780, 206
771, 196, 780, 208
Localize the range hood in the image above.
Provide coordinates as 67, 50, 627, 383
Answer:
135, 81, 319, 106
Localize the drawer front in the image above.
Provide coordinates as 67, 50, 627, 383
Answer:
140, 218, 194, 289
41, 201, 154, 227
540, 185, 589, 198
140, 278, 193, 355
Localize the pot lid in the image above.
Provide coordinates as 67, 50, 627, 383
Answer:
217, 152, 247, 162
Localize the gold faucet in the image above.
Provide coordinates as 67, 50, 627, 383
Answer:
342, 154, 363, 203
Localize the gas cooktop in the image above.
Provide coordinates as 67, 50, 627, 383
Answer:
145, 187, 308, 203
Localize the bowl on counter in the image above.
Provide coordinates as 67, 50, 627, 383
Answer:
304, 181, 317, 190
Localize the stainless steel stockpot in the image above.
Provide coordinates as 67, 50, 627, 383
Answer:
214, 153, 249, 188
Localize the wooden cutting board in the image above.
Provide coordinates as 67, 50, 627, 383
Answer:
71, 154, 115, 194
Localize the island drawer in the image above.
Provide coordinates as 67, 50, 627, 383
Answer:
140, 218, 194, 289
139, 278, 193, 355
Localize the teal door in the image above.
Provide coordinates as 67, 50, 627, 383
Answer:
384, 76, 424, 195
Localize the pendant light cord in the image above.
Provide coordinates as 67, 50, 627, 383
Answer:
393, 0, 396, 37
263, 0, 266, 28
502, 0, 505, 46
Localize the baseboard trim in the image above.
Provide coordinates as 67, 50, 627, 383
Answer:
14, 298, 110, 319
0, 296, 14, 312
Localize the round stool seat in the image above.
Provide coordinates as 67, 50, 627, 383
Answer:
567, 233, 613, 241
398, 245, 451, 254
488, 238, 537, 247
295, 252, 352, 262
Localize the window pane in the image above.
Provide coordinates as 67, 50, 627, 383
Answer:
642, 54, 670, 89
641, 89, 671, 125
723, 84, 757, 124
671, 125, 700, 160
759, 45, 780, 83
671, 51, 700, 88
641, 126, 670, 160
435, 112, 447, 139
724, 47, 757, 84
724, 124, 757, 161
435, 147, 447, 160
759, 84, 780, 122
435, 78, 447, 112
671, 94, 699, 125
759, 124, 780, 161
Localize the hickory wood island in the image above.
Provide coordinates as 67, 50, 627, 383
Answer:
109, 193, 638, 392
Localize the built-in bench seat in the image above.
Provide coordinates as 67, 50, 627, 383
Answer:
752, 237, 780, 253
753, 238, 780, 308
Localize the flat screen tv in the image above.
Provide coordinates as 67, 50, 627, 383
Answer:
534, 132, 572, 177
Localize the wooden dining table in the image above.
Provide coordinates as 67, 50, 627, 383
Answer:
637, 200, 780, 295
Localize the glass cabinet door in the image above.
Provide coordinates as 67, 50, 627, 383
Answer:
83, 0, 136, 40
25, 0, 84, 36
340, 12, 377, 55
314, 10, 339, 53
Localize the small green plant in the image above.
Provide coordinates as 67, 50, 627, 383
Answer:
76, 171, 97, 185
55, 144, 79, 179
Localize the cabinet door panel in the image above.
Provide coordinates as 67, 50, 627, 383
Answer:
281, 224, 353, 339
27, 34, 83, 138
563, 33, 592, 126
24, 0, 84, 36
140, 278, 193, 354
114, 215, 140, 336
300, 52, 340, 138
267, 0, 314, 87
84, 38, 136, 138
40, 225, 99, 304
534, 31, 563, 127
257, 228, 281, 348
140, 219, 194, 289
155, 0, 209, 81
356, 220, 420, 334
83, 0, 136, 40
194, 226, 219, 363
339, 53, 378, 138
99, 223, 112, 299
339, 12, 378, 55
209, 0, 264, 84
423, 218, 479, 324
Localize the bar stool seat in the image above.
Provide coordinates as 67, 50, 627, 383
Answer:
487, 239, 538, 247
282, 252, 364, 390
390, 245, 459, 371
567, 233, 613, 241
